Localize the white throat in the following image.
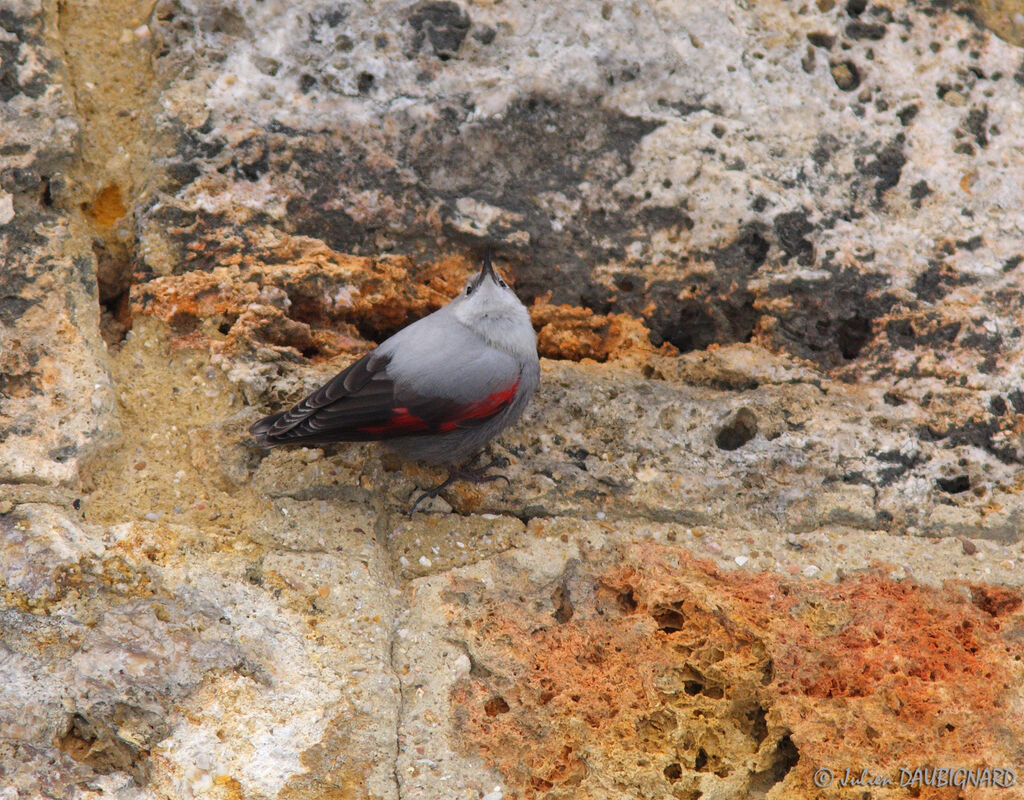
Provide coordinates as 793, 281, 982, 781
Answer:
453, 285, 536, 360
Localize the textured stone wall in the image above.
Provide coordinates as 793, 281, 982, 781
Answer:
2, 0, 1024, 797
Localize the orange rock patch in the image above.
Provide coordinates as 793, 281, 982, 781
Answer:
84, 184, 127, 229
530, 292, 658, 362
451, 543, 1024, 799
132, 232, 661, 364
131, 233, 469, 360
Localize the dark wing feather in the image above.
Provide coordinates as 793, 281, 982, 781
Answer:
249, 351, 397, 445
250, 350, 521, 447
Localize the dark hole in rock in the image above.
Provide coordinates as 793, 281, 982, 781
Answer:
565, 446, 590, 466
830, 59, 861, 91
617, 587, 638, 613
664, 762, 683, 781
285, 291, 328, 327
652, 602, 686, 633
650, 295, 759, 354
217, 315, 238, 335
86, 185, 134, 346
58, 713, 99, 765
746, 703, 769, 746
99, 280, 133, 347
715, 408, 758, 451
407, 0, 471, 58
770, 735, 800, 785
898, 104, 920, 125
659, 300, 715, 352
937, 475, 970, 493
746, 733, 800, 793
552, 583, 574, 623
683, 680, 703, 695
484, 696, 510, 716
474, 25, 496, 44
694, 747, 709, 771
837, 314, 873, 358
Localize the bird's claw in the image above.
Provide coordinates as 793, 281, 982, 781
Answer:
406, 456, 511, 516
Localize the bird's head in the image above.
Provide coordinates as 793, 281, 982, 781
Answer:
451, 254, 535, 352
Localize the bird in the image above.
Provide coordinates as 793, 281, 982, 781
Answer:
249, 254, 540, 513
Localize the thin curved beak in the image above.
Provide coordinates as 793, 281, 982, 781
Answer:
474, 251, 498, 289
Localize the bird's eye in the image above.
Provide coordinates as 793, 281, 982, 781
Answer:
497, 280, 507, 288
465, 285, 473, 295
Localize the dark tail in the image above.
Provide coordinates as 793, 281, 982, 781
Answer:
249, 411, 287, 446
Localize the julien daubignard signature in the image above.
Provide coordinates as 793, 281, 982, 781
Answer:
813, 766, 1017, 789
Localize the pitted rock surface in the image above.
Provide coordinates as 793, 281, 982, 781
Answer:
2, 0, 1024, 798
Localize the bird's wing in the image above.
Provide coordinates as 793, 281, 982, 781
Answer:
249, 349, 396, 444
250, 325, 522, 445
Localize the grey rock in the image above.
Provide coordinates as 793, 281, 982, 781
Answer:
0, 1, 119, 487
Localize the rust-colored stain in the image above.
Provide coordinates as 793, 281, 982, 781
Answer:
450, 543, 1024, 799
969, 584, 1023, 617
277, 712, 373, 800
84, 184, 127, 228
131, 233, 659, 364
131, 237, 473, 361
530, 292, 658, 362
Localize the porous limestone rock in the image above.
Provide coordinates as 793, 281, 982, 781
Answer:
395, 525, 1024, 799
0, 1, 119, 487
2, 0, 1024, 797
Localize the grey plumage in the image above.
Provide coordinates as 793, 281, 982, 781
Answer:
250, 256, 540, 469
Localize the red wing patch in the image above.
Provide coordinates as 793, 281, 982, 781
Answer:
357, 379, 520, 436
359, 408, 431, 435
436, 380, 520, 432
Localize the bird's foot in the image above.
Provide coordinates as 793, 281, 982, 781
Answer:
452, 455, 511, 485
406, 456, 510, 516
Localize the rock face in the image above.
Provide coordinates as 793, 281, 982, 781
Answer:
401, 533, 1024, 799
2, 0, 1024, 798
0, 1, 119, 486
